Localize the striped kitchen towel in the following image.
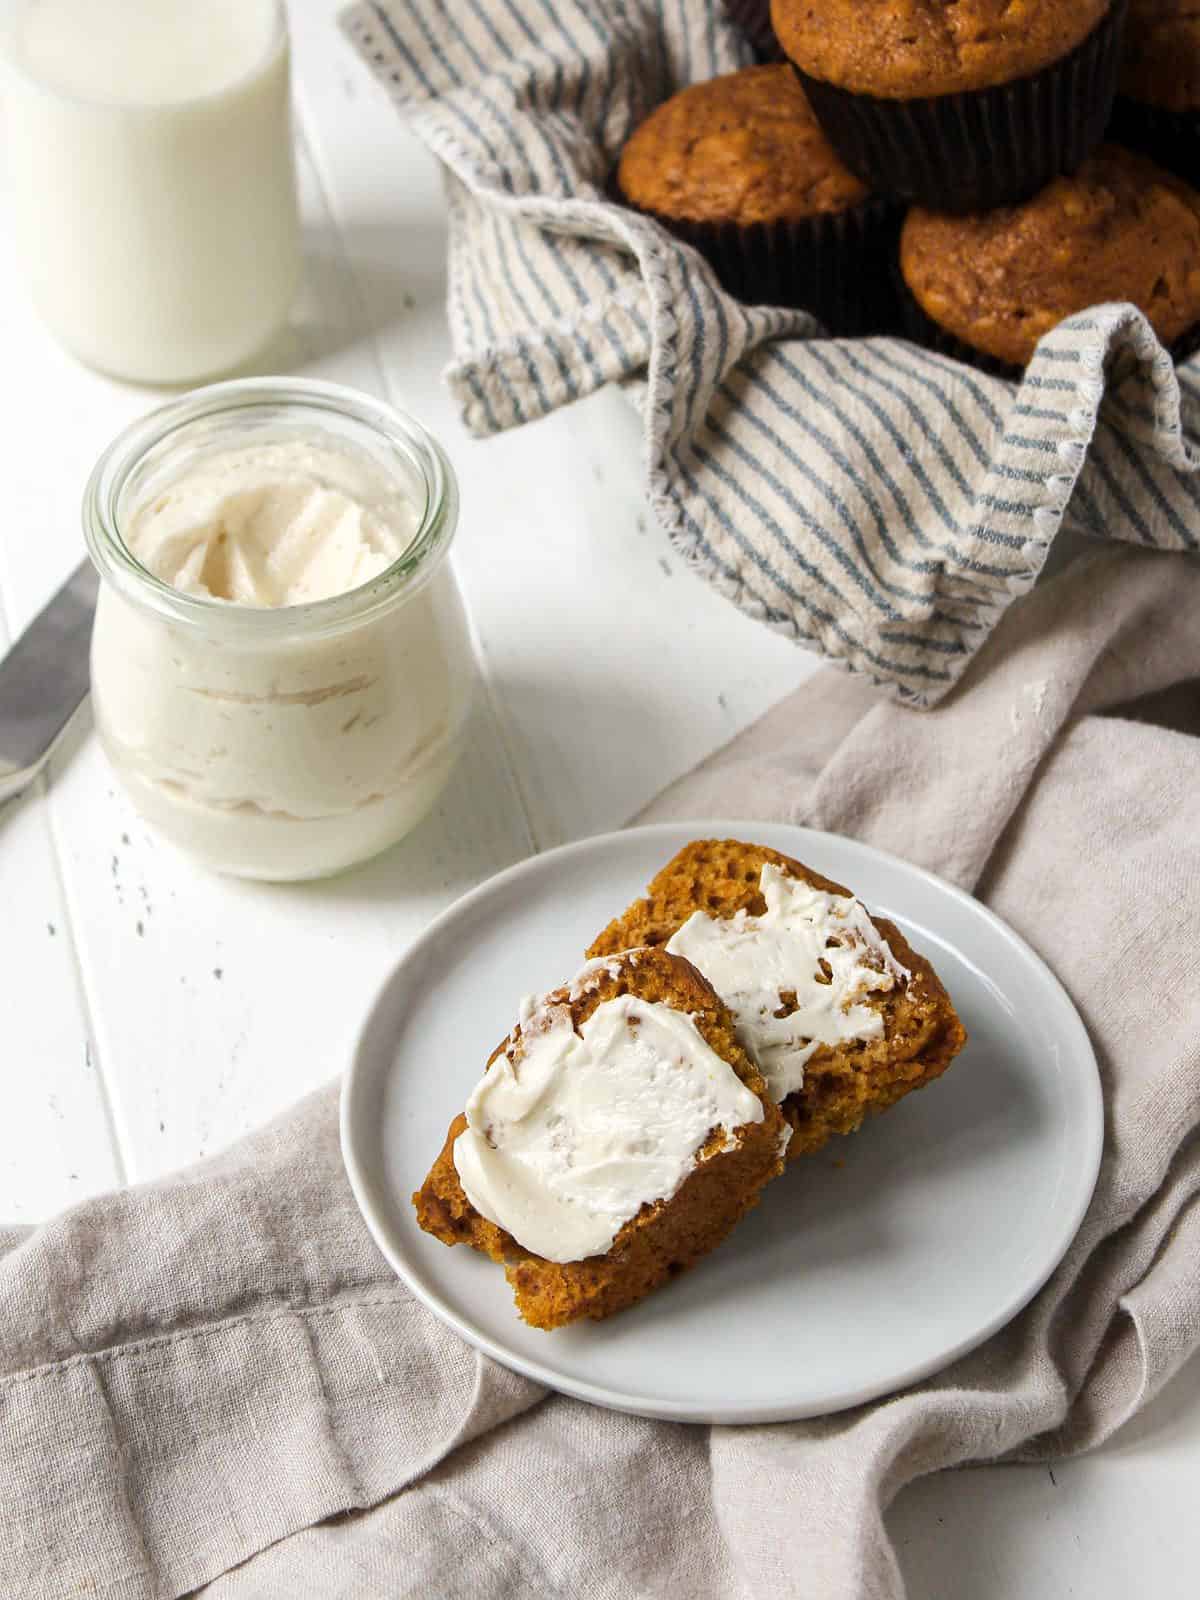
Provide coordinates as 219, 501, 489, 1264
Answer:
342, 0, 1200, 705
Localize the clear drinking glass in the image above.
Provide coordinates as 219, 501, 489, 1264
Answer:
83, 378, 474, 881
1, 0, 301, 383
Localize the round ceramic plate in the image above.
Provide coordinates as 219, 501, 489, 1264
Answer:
341, 821, 1102, 1424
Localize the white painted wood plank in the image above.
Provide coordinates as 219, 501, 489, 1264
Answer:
0, 659, 121, 1223
453, 385, 820, 846
287, 6, 818, 849
41, 695, 529, 1183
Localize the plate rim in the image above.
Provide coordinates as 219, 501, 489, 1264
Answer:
340, 819, 1104, 1424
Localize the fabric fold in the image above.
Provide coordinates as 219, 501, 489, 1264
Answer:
343, 0, 1200, 704
0, 1090, 545, 1599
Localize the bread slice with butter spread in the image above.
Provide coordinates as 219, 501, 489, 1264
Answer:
413, 945, 789, 1330
587, 839, 967, 1161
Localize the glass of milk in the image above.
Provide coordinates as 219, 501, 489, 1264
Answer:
1, 0, 301, 384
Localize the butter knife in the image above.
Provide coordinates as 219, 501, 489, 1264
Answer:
0, 560, 99, 805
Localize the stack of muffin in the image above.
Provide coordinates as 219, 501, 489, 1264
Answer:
615, 1, 1200, 373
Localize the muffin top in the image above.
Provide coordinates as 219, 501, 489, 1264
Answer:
771, 0, 1111, 98
900, 145, 1200, 367
617, 64, 868, 226
1120, 0, 1200, 111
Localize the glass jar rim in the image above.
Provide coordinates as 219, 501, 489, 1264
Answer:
83, 376, 461, 639
0, 0, 289, 115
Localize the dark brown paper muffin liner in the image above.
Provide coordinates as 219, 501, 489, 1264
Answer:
792, 0, 1128, 213
895, 268, 1200, 378
620, 190, 903, 336
1108, 97, 1200, 189
719, 0, 783, 63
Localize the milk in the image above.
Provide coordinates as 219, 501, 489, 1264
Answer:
2, 0, 301, 383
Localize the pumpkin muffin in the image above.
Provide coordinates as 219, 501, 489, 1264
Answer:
616, 64, 899, 334
899, 145, 1200, 372
618, 64, 868, 227
773, 0, 1111, 97
1111, 1, 1200, 184
587, 840, 967, 1163
414, 946, 789, 1330
770, 0, 1128, 211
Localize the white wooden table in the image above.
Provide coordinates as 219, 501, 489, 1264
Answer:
1, 4, 1196, 1592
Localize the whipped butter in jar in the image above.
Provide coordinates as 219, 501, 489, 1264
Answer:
84, 380, 473, 880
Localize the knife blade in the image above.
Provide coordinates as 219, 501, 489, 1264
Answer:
0, 559, 99, 804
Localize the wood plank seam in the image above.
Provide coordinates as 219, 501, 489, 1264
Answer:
0, 582, 128, 1195
39, 760, 131, 1189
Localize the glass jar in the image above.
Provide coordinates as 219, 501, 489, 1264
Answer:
1, 0, 301, 384
83, 378, 474, 881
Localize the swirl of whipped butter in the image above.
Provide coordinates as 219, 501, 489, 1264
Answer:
124, 439, 412, 605
453, 988, 766, 1263
667, 864, 910, 1103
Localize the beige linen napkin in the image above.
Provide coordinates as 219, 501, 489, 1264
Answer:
3, 545, 1199, 1600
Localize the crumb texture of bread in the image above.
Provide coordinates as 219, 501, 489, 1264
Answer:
412, 946, 787, 1330
587, 839, 967, 1161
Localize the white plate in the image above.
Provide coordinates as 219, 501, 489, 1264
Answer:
341, 821, 1102, 1424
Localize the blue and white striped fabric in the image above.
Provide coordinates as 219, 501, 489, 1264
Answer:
343, 0, 1200, 705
